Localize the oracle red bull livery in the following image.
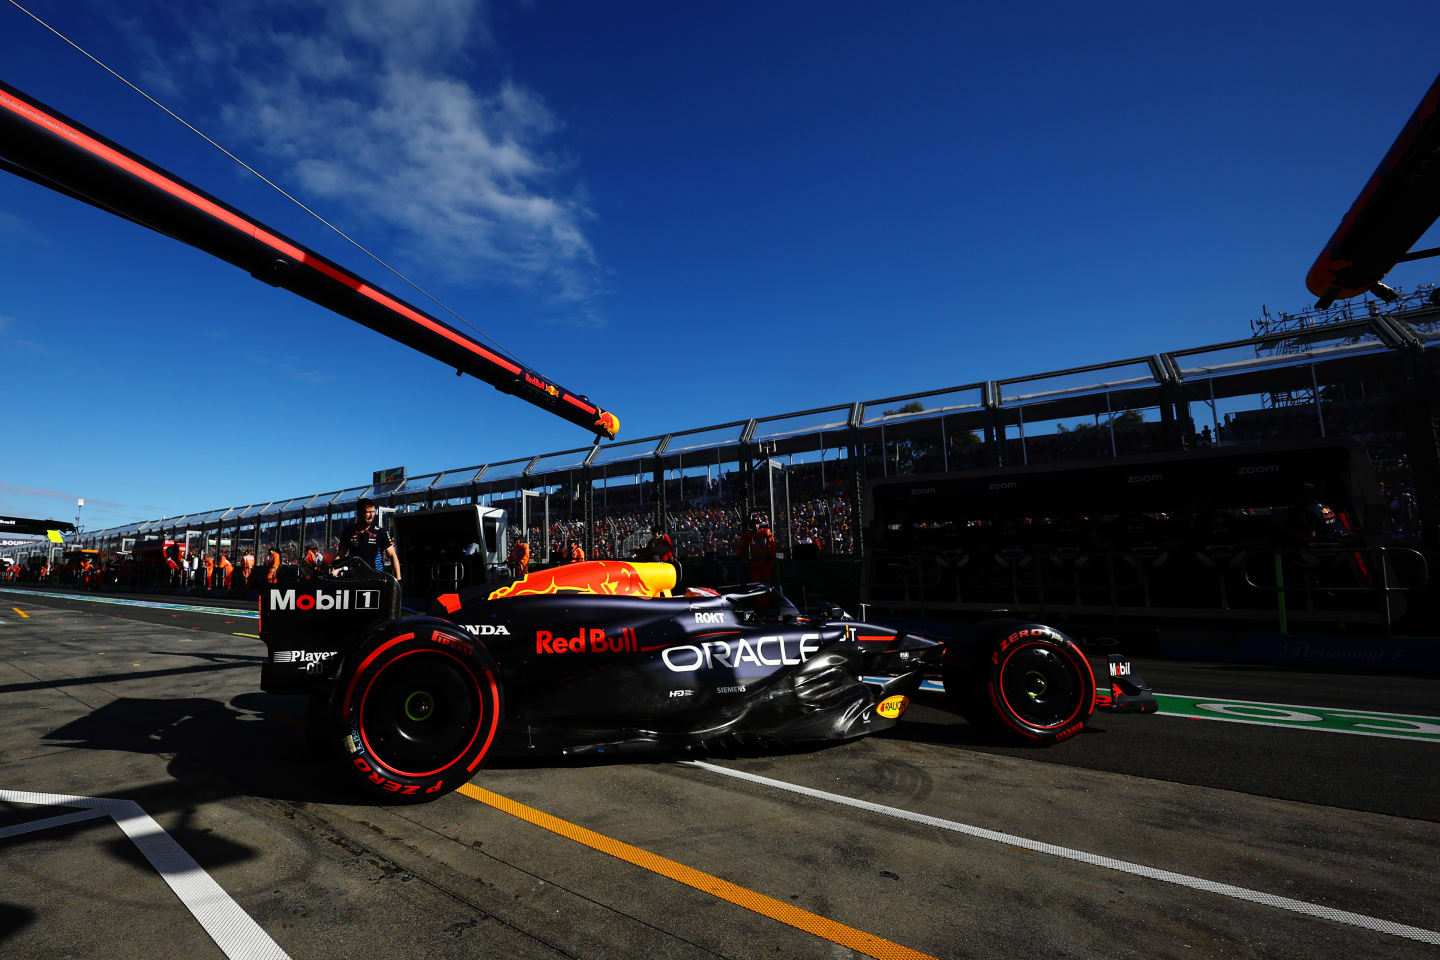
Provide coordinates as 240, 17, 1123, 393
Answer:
260, 560, 1155, 801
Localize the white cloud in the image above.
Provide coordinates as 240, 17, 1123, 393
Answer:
0, 482, 127, 509
0, 209, 53, 248
332, 0, 490, 64
278, 357, 334, 386
111, 0, 604, 319
0, 314, 47, 353
244, 353, 335, 385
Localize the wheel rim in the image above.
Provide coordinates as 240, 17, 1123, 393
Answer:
1000, 643, 1080, 728
359, 652, 481, 777
403, 690, 435, 722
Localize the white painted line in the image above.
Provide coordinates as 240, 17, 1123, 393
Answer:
0, 789, 290, 959
680, 761, 1440, 945
0, 807, 108, 838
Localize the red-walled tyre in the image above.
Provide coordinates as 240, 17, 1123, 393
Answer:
332, 622, 503, 802
945, 623, 1095, 745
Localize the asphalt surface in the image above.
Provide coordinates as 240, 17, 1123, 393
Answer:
1, 586, 1437, 959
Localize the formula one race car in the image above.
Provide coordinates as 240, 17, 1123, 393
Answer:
259, 560, 1155, 800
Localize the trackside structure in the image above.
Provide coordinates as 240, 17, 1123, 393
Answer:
56, 285, 1439, 570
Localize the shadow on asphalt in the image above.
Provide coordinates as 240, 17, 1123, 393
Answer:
0, 903, 36, 948
39, 691, 361, 809
22, 675, 1105, 843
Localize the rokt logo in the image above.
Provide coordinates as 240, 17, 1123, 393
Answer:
693, 611, 726, 625
269, 588, 380, 611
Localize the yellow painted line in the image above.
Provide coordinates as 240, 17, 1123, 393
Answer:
457, 783, 936, 960
12, 607, 29, 618
233, 633, 260, 639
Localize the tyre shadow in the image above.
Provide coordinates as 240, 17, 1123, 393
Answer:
41, 692, 359, 807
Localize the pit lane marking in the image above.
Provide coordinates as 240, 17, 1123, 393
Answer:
456, 783, 937, 960
0, 587, 257, 618
0, 788, 290, 959
681, 761, 1439, 945
12, 607, 29, 618
902, 679, 1440, 743
1152, 693, 1440, 743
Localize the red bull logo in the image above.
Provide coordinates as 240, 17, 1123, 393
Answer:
525, 372, 561, 398
535, 627, 639, 655
593, 410, 620, 438
488, 560, 676, 600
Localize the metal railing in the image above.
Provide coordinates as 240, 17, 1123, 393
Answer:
44, 284, 1439, 561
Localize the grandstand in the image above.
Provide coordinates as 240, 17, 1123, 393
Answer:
18, 286, 1438, 593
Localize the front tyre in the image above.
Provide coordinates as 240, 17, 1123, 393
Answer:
334, 624, 503, 801
946, 623, 1095, 745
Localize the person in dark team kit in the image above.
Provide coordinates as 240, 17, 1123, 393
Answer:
336, 498, 401, 579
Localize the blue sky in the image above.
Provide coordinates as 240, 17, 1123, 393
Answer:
1, 0, 1438, 533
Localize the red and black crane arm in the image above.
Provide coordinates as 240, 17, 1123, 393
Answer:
1306, 71, 1440, 308
0, 80, 620, 439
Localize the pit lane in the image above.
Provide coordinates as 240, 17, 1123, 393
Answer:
1, 589, 1436, 959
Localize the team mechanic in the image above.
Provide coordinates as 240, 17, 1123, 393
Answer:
335, 498, 401, 580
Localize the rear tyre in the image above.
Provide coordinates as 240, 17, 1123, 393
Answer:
945, 623, 1095, 745
333, 624, 503, 801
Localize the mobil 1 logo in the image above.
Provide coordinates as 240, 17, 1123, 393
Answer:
269, 588, 381, 612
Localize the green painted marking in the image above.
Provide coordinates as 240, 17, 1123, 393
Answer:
1154, 693, 1440, 743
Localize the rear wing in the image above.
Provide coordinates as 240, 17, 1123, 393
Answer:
259, 573, 401, 693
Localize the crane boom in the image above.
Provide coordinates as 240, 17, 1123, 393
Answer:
0, 80, 620, 439
1306, 71, 1440, 308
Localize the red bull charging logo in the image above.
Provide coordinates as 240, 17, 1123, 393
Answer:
593, 410, 620, 438
488, 560, 676, 600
